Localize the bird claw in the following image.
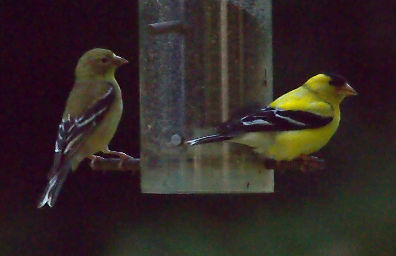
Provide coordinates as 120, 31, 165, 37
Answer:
103, 150, 132, 170
117, 155, 129, 169
89, 155, 105, 170
298, 155, 325, 172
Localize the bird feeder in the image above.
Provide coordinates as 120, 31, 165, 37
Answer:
139, 0, 273, 193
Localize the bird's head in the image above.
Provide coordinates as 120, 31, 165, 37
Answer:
304, 73, 357, 104
75, 48, 128, 80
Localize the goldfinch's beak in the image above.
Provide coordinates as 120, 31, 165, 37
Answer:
113, 54, 129, 66
338, 83, 358, 96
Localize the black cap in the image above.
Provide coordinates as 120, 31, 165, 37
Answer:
323, 72, 348, 87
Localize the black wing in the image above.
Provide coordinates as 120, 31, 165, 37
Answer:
49, 85, 115, 178
218, 107, 333, 135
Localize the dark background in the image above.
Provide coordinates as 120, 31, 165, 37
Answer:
1, 1, 394, 255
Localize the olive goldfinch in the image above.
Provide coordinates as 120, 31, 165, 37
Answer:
38, 48, 129, 208
186, 73, 357, 161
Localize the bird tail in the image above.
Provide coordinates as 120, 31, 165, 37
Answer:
37, 163, 71, 208
185, 134, 233, 146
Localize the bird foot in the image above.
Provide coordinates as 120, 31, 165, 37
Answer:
103, 150, 133, 169
264, 155, 325, 172
88, 155, 106, 171
296, 155, 325, 172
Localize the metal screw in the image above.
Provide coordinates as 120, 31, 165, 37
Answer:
170, 134, 183, 146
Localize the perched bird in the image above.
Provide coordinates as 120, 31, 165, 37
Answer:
38, 48, 129, 208
186, 73, 357, 162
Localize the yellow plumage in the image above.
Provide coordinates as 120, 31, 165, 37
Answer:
187, 73, 357, 161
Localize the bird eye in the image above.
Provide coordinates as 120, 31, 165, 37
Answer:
100, 57, 109, 63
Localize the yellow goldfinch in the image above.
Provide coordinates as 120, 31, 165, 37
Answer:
186, 73, 357, 161
38, 48, 129, 208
